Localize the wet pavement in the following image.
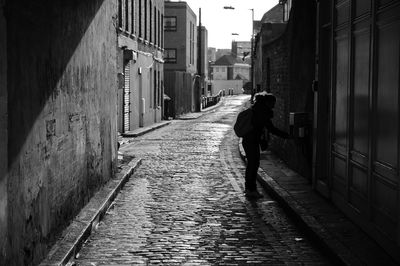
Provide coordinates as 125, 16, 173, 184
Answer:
73, 95, 333, 265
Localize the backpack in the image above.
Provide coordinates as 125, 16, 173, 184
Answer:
234, 108, 254, 137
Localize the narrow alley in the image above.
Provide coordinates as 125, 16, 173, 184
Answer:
73, 95, 332, 265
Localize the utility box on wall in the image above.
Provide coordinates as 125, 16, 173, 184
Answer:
289, 112, 310, 138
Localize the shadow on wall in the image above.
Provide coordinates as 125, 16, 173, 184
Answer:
6, 0, 109, 165
5, 0, 116, 265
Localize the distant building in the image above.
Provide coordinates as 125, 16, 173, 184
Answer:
163, 1, 198, 117
210, 54, 250, 96
231, 41, 251, 62
164, 1, 197, 74
208, 47, 216, 63
215, 48, 231, 61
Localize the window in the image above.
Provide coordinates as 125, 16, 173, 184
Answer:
158, 10, 161, 46
125, 0, 129, 32
190, 21, 192, 64
157, 71, 161, 106
154, 6, 156, 44
139, 0, 142, 37
164, 49, 177, 63
118, 0, 122, 28
164, 16, 177, 31
154, 69, 157, 107
161, 15, 164, 47
131, 0, 136, 34
149, 1, 152, 42
144, 0, 147, 40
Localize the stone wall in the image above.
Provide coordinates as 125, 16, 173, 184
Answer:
5, 0, 118, 264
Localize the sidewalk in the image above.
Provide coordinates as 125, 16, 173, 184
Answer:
238, 140, 398, 266
40, 156, 142, 266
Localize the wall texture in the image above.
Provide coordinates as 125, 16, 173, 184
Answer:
262, 0, 316, 179
0, 0, 7, 262
164, 71, 193, 117
5, 0, 118, 264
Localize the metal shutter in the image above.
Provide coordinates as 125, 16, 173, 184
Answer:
123, 62, 131, 132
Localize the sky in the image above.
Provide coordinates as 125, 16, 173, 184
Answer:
178, 0, 279, 49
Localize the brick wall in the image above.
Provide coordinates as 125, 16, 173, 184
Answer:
5, 0, 118, 264
262, 0, 316, 179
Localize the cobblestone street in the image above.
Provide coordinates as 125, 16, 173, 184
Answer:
74, 95, 333, 265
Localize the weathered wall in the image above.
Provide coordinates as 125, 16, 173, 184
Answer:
263, 0, 316, 179
5, 0, 118, 265
263, 37, 291, 163
164, 71, 193, 117
0, 0, 7, 263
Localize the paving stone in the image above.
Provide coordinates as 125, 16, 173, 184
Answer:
74, 95, 333, 265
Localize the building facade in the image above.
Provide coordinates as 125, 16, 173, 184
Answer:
313, 0, 400, 262
207, 47, 216, 63
212, 55, 250, 81
231, 41, 251, 59
1, 0, 118, 264
210, 55, 250, 95
163, 1, 198, 117
164, 1, 197, 73
117, 0, 164, 134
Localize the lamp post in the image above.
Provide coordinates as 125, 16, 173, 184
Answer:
250, 8, 254, 102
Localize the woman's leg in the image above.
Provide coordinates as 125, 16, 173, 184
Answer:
242, 138, 260, 191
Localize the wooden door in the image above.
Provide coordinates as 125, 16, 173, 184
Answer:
323, 0, 400, 260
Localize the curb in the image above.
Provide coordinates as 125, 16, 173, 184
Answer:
238, 139, 363, 266
121, 121, 171, 138
40, 158, 142, 266
176, 97, 225, 120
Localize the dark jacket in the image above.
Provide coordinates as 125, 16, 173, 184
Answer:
244, 104, 289, 142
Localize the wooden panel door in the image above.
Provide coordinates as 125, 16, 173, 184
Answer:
372, 4, 400, 246
325, 0, 400, 260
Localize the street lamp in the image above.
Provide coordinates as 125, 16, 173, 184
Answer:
249, 8, 255, 101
